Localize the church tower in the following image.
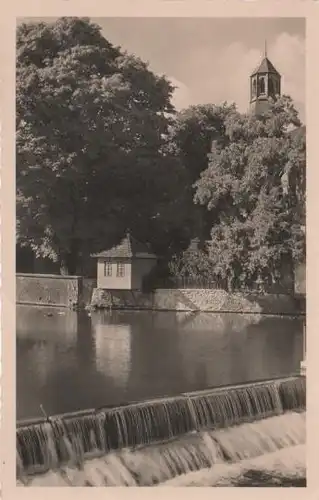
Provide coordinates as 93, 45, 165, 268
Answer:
250, 43, 281, 115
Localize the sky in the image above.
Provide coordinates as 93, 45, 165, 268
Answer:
93, 17, 305, 122
20, 17, 306, 122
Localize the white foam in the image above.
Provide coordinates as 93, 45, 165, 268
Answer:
159, 444, 306, 486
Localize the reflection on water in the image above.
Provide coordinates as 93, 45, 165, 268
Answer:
16, 306, 303, 420
95, 324, 131, 388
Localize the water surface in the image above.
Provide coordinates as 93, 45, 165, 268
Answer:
16, 306, 303, 420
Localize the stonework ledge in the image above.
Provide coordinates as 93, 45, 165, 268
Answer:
90, 288, 305, 316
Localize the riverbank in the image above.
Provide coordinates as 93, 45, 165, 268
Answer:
16, 274, 305, 315
16, 273, 96, 308
91, 287, 305, 316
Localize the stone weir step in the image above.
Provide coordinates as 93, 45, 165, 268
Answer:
17, 375, 306, 477
16, 374, 304, 428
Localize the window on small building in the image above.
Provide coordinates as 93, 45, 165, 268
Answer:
116, 262, 125, 277
104, 260, 112, 277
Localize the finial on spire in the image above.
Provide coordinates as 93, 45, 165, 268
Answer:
264, 39, 267, 58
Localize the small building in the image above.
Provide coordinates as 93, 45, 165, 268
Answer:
92, 233, 157, 290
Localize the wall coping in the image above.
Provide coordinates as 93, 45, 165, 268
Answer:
96, 256, 157, 261
155, 288, 296, 298
16, 273, 82, 280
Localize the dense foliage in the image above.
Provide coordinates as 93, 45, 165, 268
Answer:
166, 103, 236, 241
16, 17, 181, 273
192, 96, 305, 290
17, 18, 306, 286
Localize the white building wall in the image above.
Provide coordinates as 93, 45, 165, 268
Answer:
97, 259, 132, 289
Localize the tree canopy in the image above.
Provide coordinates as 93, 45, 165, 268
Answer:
165, 103, 237, 242
16, 17, 179, 273
16, 18, 306, 286
192, 96, 305, 290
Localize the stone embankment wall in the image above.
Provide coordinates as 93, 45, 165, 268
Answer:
16, 274, 305, 315
295, 262, 306, 295
16, 274, 96, 308
91, 288, 305, 315
82, 278, 97, 307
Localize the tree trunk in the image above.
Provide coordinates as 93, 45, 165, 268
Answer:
60, 258, 69, 275
59, 240, 79, 275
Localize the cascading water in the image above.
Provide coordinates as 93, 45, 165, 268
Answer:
18, 412, 305, 486
16, 376, 306, 486
159, 444, 306, 487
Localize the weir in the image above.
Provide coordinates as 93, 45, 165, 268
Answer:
17, 375, 305, 484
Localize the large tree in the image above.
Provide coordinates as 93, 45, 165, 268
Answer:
16, 17, 178, 274
193, 96, 305, 290
166, 103, 236, 242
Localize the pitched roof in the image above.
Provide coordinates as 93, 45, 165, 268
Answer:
251, 57, 280, 76
92, 233, 157, 259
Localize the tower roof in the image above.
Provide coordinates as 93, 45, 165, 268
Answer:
91, 233, 157, 259
251, 57, 280, 77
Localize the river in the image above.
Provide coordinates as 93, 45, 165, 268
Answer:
16, 305, 303, 421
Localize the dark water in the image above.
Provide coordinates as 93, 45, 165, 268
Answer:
16, 305, 303, 421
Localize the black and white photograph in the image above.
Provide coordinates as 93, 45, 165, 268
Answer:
14, 15, 306, 487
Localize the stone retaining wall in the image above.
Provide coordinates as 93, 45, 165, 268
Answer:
16, 274, 96, 308
16, 273, 305, 315
295, 262, 306, 295
82, 278, 97, 306
91, 288, 305, 315
16, 274, 82, 308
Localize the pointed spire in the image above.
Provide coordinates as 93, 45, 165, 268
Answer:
250, 50, 280, 76
264, 39, 267, 58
